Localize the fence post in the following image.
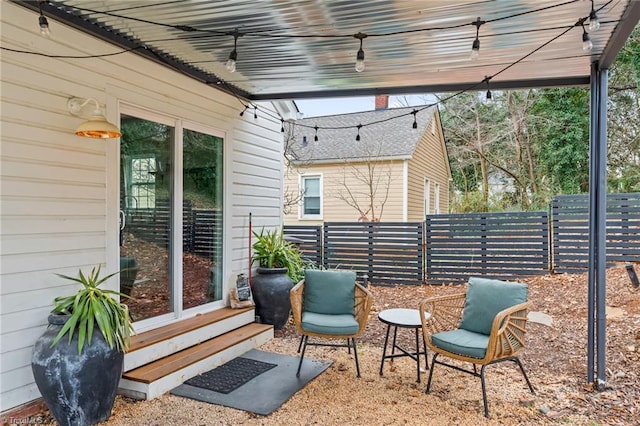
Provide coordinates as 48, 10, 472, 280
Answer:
368, 222, 374, 280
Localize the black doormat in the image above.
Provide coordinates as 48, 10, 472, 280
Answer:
184, 357, 277, 394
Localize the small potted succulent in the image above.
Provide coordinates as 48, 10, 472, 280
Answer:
31, 265, 134, 426
251, 227, 305, 329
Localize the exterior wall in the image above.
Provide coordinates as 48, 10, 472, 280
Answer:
406, 110, 451, 220
0, 3, 283, 412
284, 159, 406, 225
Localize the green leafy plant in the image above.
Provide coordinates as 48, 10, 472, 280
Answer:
51, 265, 134, 354
251, 227, 306, 282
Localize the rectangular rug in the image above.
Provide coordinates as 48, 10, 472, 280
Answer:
184, 357, 277, 394
171, 349, 332, 415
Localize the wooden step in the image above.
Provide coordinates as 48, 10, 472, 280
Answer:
119, 322, 273, 400
124, 307, 256, 372
128, 307, 254, 352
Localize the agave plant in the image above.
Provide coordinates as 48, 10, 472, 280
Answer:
51, 265, 134, 354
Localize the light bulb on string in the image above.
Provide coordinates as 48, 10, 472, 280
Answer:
588, 1, 600, 32
470, 17, 484, 60
412, 110, 418, 129
280, 118, 285, 133
239, 105, 248, 117
226, 29, 240, 73
355, 124, 362, 141
483, 76, 493, 103
38, 1, 51, 37
582, 27, 593, 51
253, 105, 258, 119
314, 126, 319, 142
354, 33, 367, 72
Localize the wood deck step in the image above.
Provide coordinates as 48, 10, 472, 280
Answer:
128, 307, 254, 353
123, 322, 272, 384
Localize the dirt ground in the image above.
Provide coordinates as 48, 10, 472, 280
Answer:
35, 264, 639, 425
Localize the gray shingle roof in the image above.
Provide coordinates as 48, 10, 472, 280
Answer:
287, 105, 436, 163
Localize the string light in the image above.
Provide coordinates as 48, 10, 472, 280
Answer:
253, 105, 258, 119
588, 0, 600, 32
355, 124, 362, 141
484, 76, 493, 102
412, 110, 418, 129
38, 1, 51, 37
239, 104, 248, 117
582, 25, 593, 51
470, 17, 484, 60
280, 118, 285, 132
226, 29, 241, 73
354, 33, 367, 72
314, 125, 319, 141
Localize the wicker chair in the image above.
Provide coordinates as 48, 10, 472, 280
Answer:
290, 269, 373, 377
419, 277, 535, 418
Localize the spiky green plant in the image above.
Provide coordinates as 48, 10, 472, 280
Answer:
51, 265, 134, 354
251, 227, 306, 282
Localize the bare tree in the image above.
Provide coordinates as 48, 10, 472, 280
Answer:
334, 142, 392, 222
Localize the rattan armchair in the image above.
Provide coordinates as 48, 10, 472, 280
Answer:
291, 269, 373, 377
419, 277, 535, 418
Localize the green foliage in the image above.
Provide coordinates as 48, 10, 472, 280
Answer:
51, 265, 134, 354
252, 227, 306, 282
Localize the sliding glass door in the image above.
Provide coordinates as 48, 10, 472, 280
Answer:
119, 109, 224, 325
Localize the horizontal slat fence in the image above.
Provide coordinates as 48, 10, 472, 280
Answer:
426, 211, 549, 283
283, 225, 322, 266
323, 222, 423, 285
191, 209, 223, 258
553, 193, 640, 272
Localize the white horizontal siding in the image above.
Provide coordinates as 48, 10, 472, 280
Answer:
1, 2, 284, 412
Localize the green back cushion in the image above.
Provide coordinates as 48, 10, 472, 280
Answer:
304, 269, 356, 315
459, 277, 528, 335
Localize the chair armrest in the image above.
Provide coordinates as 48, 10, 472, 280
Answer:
419, 292, 466, 336
486, 301, 531, 359
290, 280, 305, 334
354, 283, 374, 334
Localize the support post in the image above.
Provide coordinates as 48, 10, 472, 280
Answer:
587, 61, 608, 389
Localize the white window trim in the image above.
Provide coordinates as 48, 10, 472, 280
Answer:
299, 173, 323, 220
434, 182, 441, 214
424, 178, 431, 216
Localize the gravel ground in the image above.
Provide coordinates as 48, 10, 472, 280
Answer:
32, 264, 639, 425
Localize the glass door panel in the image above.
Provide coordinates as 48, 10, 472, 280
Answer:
119, 114, 174, 322
182, 128, 224, 309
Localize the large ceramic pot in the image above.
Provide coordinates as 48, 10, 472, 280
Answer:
251, 267, 293, 330
31, 314, 124, 426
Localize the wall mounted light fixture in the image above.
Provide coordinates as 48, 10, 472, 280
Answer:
67, 97, 121, 138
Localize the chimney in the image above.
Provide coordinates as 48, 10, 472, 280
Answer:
375, 95, 389, 110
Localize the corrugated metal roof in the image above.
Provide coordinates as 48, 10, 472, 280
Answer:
21, 0, 640, 100
290, 105, 437, 162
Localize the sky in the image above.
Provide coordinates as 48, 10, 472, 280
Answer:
295, 94, 433, 118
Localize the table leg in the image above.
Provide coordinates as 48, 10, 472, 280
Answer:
379, 324, 391, 375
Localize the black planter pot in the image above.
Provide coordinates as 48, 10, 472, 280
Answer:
251, 267, 293, 330
31, 314, 124, 426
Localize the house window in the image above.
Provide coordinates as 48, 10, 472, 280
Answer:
424, 179, 431, 216
434, 183, 441, 214
301, 175, 322, 218
128, 156, 157, 209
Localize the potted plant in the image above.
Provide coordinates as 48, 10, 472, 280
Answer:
31, 265, 134, 426
251, 227, 305, 329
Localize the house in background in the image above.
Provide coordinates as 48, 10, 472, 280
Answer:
284, 96, 451, 225
1, 2, 293, 415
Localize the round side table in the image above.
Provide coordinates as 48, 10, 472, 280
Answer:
378, 308, 431, 382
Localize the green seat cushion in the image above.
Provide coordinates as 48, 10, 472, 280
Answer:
459, 277, 528, 335
301, 312, 359, 335
303, 269, 356, 315
431, 329, 489, 359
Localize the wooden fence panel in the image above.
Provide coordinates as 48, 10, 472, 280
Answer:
323, 222, 423, 285
191, 209, 223, 258
426, 211, 549, 284
283, 225, 322, 267
553, 193, 640, 272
